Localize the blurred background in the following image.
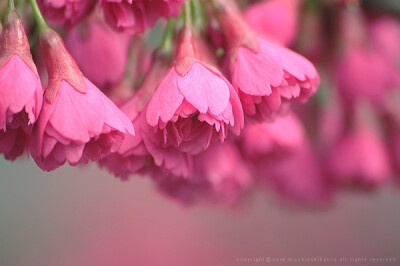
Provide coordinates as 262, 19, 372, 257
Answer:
1, 158, 399, 266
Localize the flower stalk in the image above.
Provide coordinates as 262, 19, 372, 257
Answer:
28, 0, 48, 34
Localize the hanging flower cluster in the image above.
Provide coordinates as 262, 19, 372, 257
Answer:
0, 0, 399, 207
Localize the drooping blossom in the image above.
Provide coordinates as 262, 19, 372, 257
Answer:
329, 127, 391, 186
30, 29, 134, 171
37, 0, 96, 26
65, 14, 131, 89
244, 0, 301, 46
145, 25, 244, 155
193, 141, 252, 204
328, 105, 391, 186
100, 0, 184, 34
237, 113, 331, 204
368, 15, 400, 66
100, 54, 193, 179
335, 48, 400, 108
239, 112, 304, 158
214, 0, 319, 121
257, 140, 332, 205
0, 10, 43, 160
155, 141, 251, 205
334, 8, 400, 109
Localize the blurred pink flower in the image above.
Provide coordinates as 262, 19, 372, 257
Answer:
335, 47, 400, 108
258, 141, 332, 205
101, 0, 184, 34
195, 141, 252, 204
145, 27, 244, 155
0, 11, 43, 160
65, 15, 131, 89
329, 125, 391, 186
240, 112, 304, 158
155, 141, 251, 205
244, 0, 301, 46
368, 16, 400, 65
37, 0, 96, 26
30, 29, 134, 171
216, 2, 319, 121
335, 9, 400, 108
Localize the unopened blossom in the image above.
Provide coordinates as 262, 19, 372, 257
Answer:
215, 0, 319, 120
37, 0, 96, 26
101, 0, 184, 34
244, 0, 301, 46
0, 10, 43, 160
145, 26, 244, 155
65, 14, 131, 88
30, 29, 134, 171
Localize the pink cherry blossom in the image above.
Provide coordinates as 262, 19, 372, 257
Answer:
335, 47, 400, 108
329, 125, 391, 186
335, 9, 400, 109
0, 11, 43, 160
30, 29, 134, 171
193, 141, 252, 204
154, 141, 251, 205
257, 141, 332, 205
368, 16, 400, 63
244, 0, 301, 46
240, 112, 305, 158
65, 14, 131, 88
145, 27, 244, 155
216, 1, 319, 121
100, 0, 184, 34
100, 57, 193, 179
37, 0, 96, 26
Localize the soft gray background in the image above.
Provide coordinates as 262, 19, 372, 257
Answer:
0, 158, 399, 266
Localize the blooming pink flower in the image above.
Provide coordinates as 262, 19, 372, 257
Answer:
100, 56, 193, 179
101, 0, 184, 34
37, 0, 96, 26
216, 1, 319, 121
145, 27, 244, 155
0, 11, 43, 160
65, 15, 131, 89
30, 29, 134, 171
244, 0, 301, 46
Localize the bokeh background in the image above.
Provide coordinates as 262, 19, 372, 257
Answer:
1, 158, 399, 266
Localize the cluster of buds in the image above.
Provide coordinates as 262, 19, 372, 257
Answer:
0, 0, 399, 207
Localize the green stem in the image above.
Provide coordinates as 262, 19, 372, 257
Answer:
191, 0, 204, 32
28, 0, 48, 34
158, 18, 176, 55
4, 0, 15, 20
183, 1, 192, 30
16, 0, 27, 13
